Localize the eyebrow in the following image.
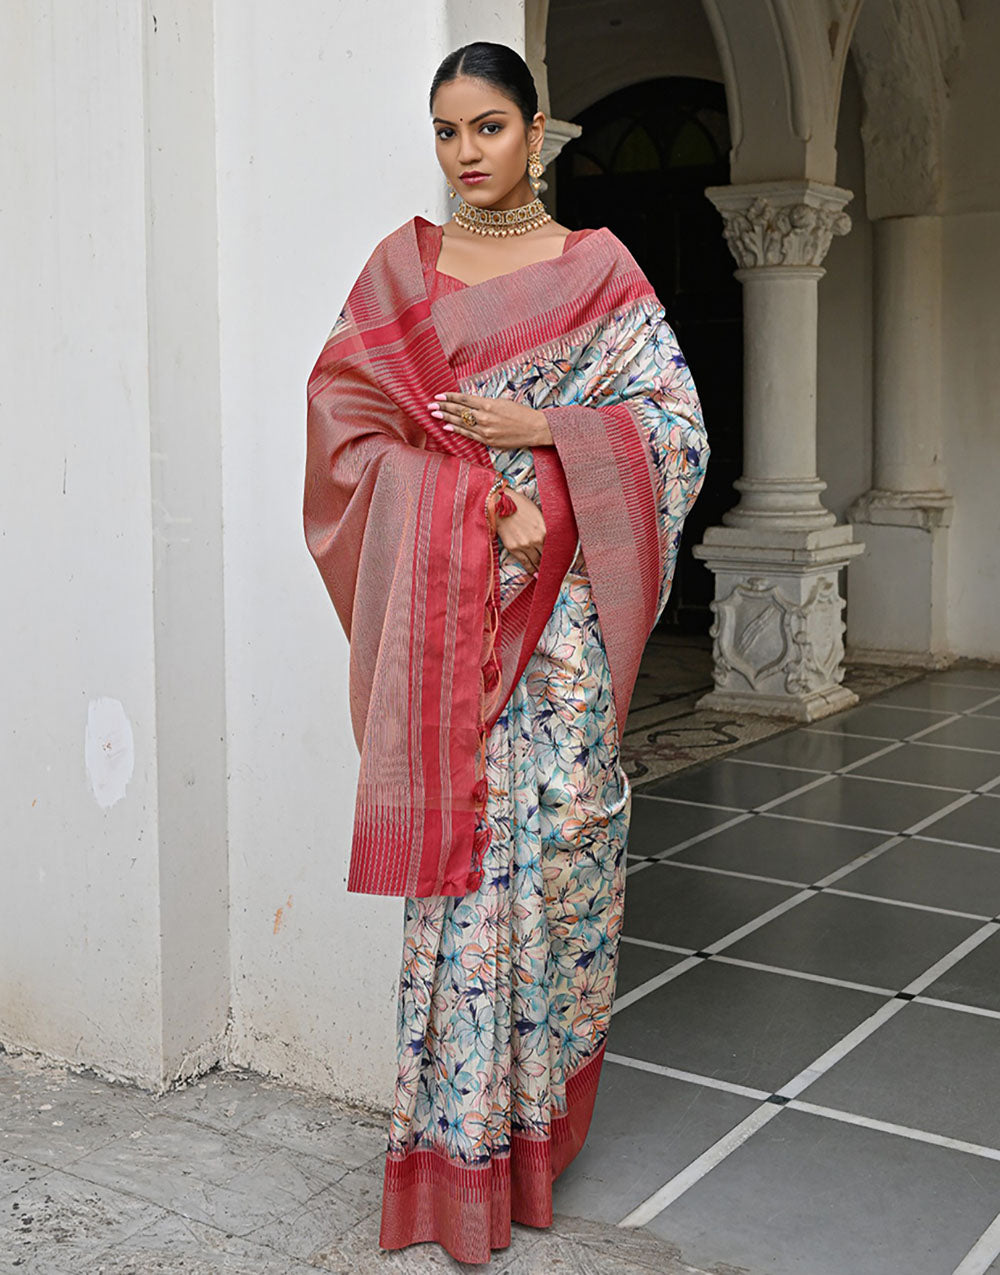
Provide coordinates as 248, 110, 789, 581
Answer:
431, 109, 509, 126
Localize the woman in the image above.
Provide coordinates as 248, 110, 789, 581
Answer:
303, 41, 708, 1265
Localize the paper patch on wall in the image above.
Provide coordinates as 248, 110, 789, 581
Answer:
85, 697, 135, 808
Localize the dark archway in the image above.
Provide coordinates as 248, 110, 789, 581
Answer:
555, 77, 741, 633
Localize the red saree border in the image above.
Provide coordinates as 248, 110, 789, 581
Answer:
379, 1042, 607, 1264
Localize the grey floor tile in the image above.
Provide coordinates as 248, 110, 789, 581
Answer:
551, 1061, 759, 1224
234, 1097, 386, 1171
608, 959, 884, 1092
85, 1211, 326, 1274
849, 741, 1000, 790
628, 796, 741, 855
644, 759, 818, 810
66, 1113, 349, 1236
919, 794, 1000, 849
0, 1070, 149, 1170
644, 1107, 1000, 1275
146, 1066, 299, 1135
616, 941, 688, 997
809, 704, 952, 740
623, 863, 799, 949
833, 837, 1000, 915
0, 1154, 53, 1198
923, 931, 1000, 1012
668, 814, 885, 882
873, 680, 998, 712
724, 891, 981, 989
926, 666, 1000, 690
243, 1158, 384, 1263
733, 730, 889, 772
767, 774, 959, 832
917, 715, 1000, 752
0, 1167, 170, 1273
805, 1001, 1000, 1150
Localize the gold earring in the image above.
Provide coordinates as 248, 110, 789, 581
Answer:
446, 181, 457, 199
527, 150, 544, 192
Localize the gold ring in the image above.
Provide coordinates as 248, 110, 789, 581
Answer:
460, 406, 476, 428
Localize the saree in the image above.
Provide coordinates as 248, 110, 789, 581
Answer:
304, 214, 708, 1263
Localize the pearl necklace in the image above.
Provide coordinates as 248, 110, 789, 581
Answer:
452, 195, 552, 237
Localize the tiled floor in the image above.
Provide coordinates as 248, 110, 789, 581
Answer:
552, 663, 1000, 1275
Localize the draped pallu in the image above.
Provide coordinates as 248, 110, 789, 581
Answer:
304, 215, 708, 1263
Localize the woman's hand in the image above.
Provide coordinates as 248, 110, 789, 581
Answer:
428, 393, 553, 449
496, 488, 546, 576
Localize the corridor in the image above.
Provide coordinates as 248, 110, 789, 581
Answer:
553, 664, 1000, 1275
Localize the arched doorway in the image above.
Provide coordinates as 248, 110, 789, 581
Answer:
555, 77, 741, 633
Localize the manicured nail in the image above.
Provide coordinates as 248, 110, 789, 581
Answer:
434, 393, 448, 401
532, 571, 539, 578
429, 409, 444, 418
442, 424, 454, 431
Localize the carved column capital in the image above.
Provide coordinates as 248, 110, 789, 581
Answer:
705, 180, 853, 269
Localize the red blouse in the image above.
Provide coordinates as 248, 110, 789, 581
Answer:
416, 220, 598, 301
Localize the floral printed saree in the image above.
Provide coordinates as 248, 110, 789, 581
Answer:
304, 214, 707, 1264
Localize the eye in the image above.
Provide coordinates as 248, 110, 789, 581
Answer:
435, 127, 454, 140
481, 122, 502, 135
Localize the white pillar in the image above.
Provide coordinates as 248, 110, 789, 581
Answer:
693, 181, 864, 721
847, 215, 952, 664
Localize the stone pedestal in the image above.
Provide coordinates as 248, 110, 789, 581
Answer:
694, 525, 864, 720
695, 181, 862, 720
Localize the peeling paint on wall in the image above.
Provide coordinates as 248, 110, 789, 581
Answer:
85, 698, 135, 808
273, 895, 293, 934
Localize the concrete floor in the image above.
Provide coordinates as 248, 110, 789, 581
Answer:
5, 662, 1000, 1273
0, 1049, 708, 1273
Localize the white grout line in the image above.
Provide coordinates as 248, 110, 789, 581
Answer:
899, 923, 1000, 996
611, 956, 706, 1014
915, 996, 1000, 1023
709, 954, 895, 997
773, 998, 911, 1101
788, 1100, 1000, 1163
822, 887, 992, 922
619, 935, 694, 957
652, 812, 755, 860
803, 730, 1000, 757
603, 1051, 771, 1102
643, 858, 810, 889
761, 810, 895, 835
617, 1103, 785, 1228
903, 791, 980, 835
633, 792, 745, 812
905, 833, 1000, 855
951, 1208, 1000, 1275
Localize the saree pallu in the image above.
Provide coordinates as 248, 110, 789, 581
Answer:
304, 215, 708, 1263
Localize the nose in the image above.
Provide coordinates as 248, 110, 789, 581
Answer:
456, 130, 483, 165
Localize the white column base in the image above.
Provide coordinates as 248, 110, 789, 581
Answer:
693, 524, 864, 721
846, 490, 952, 663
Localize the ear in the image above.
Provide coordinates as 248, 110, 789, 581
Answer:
528, 110, 546, 152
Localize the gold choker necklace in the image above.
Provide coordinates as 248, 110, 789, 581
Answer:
453, 196, 552, 237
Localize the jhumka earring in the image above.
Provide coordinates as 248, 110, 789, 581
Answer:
527, 150, 544, 192
446, 181, 458, 200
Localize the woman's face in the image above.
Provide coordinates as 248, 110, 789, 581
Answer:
431, 75, 544, 209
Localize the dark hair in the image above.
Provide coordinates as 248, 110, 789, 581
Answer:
428, 42, 539, 129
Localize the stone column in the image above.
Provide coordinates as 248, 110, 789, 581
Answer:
847, 215, 952, 664
693, 181, 864, 721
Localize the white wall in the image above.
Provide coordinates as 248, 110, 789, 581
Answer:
0, 4, 163, 1079
940, 0, 1000, 659
1, 0, 527, 1106
215, 0, 525, 1107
